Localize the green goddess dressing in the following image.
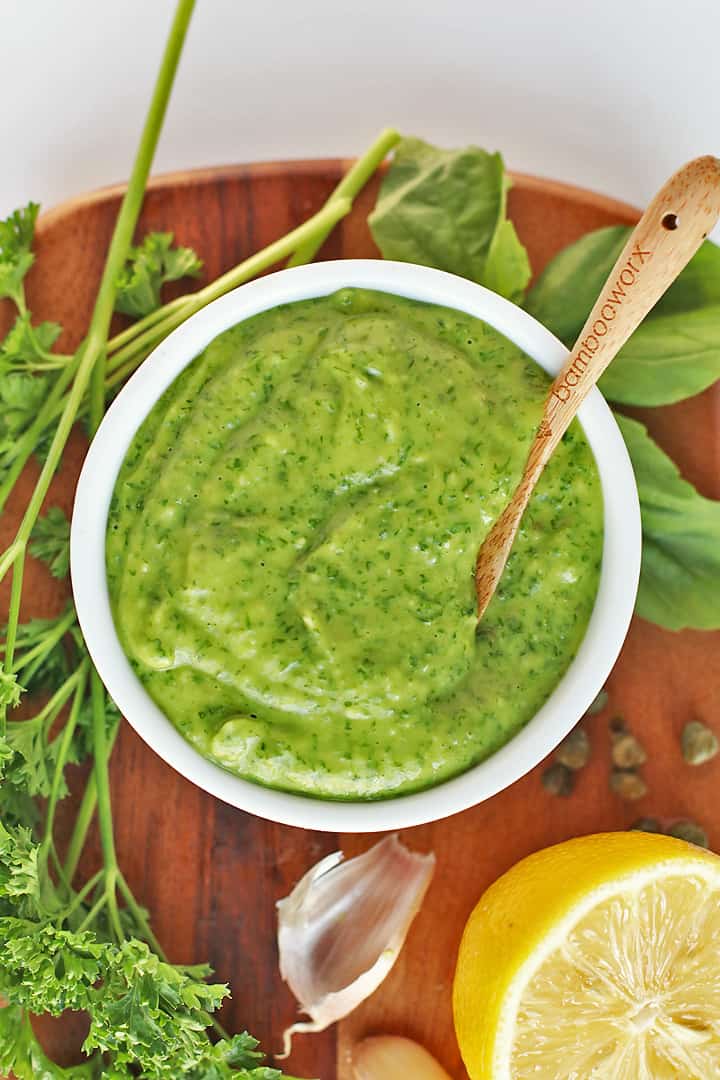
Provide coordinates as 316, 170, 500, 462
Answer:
107, 288, 603, 799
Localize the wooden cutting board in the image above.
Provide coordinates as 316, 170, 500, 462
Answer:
1, 160, 719, 1079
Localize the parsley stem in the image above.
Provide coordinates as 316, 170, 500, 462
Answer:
0, 540, 24, 587
88, 0, 197, 435
106, 294, 190, 354
55, 868, 104, 926
3, 548, 24, 669
117, 872, 165, 957
287, 126, 399, 267
91, 670, 118, 874
41, 662, 89, 860
31, 665, 87, 738
62, 716, 120, 885
63, 775, 97, 885
0, 546, 24, 736
7, 604, 76, 672
77, 890, 112, 935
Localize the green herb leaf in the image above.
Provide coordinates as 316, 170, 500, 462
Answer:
0, 313, 62, 370
0, 669, 23, 708
115, 231, 203, 318
0, 1005, 97, 1079
4, 715, 61, 797
617, 414, 720, 629
0, 203, 39, 305
0, 371, 50, 439
369, 137, 531, 301
525, 226, 720, 405
30, 506, 71, 580
524, 226, 628, 345
4, 609, 73, 694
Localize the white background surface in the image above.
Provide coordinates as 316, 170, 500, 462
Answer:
2, 0, 720, 231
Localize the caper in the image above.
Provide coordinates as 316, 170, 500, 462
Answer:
668, 820, 709, 849
555, 727, 591, 771
630, 817, 662, 834
610, 768, 647, 801
681, 720, 719, 766
542, 762, 575, 797
611, 733, 647, 770
585, 688, 609, 717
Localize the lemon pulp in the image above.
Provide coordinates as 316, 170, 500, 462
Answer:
453, 833, 720, 1080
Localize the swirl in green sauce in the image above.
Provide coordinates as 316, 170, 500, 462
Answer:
107, 288, 603, 799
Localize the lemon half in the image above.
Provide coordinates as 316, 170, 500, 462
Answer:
453, 832, 720, 1079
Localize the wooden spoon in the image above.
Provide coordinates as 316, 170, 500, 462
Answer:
475, 155, 720, 620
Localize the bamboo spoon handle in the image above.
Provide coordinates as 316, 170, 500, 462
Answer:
475, 155, 720, 619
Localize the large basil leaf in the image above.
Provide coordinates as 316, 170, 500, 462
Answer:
369, 137, 531, 302
616, 414, 720, 630
526, 226, 720, 405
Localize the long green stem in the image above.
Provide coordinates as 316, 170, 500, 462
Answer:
90, 669, 125, 943
288, 127, 399, 267
62, 774, 97, 886
0, 0, 197, 572
1, 550, 25, 735
117, 873, 165, 956
88, 0, 197, 435
55, 869, 104, 926
62, 717, 120, 885
9, 606, 76, 672
41, 663, 88, 855
3, 550, 24, 673
106, 294, 189, 355
90, 673, 117, 875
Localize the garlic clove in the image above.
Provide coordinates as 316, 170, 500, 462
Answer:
352, 1035, 453, 1080
276, 834, 435, 1058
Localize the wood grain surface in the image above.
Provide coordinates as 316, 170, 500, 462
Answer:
1, 160, 718, 1080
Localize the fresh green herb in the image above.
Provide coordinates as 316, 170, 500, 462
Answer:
0, 203, 39, 306
0, 822, 297, 1079
115, 231, 203, 317
0, 313, 63, 371
369, 136, 531, 302
616, 415, 720, 630
0, 1, 397, 1070
30, 506, 71, 579
525, 224, 720, 405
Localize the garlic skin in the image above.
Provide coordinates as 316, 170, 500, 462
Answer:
276, 834, 435, 1058
352, 1035, 453, 1080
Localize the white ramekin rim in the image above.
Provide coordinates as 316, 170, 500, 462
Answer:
71, 259, 641, 833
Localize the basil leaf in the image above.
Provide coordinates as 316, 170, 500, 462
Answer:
369, 137, 531, 301
616, 413, 720, 630
526, 226, 720, 405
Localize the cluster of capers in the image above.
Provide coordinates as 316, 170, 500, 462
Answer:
541, 689, 717, 850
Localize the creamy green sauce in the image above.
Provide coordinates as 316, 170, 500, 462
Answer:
107, 288, 603, 800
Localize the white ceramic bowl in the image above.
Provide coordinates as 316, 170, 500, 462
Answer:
71, 260, 641, 833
